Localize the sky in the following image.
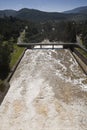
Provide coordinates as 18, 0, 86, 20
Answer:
0, 0, 87, 12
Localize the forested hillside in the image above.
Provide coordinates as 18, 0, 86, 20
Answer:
24, 20, 87, 49
0, 7, 87, 22
0, 17, 26, 80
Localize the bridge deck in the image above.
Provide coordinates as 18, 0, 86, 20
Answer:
17, 42, 78, 50
17, 42, 77, 47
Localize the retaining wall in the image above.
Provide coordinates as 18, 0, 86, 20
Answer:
70, 49, 87, 75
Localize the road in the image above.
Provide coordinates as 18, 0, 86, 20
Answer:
0, 48, 87, 130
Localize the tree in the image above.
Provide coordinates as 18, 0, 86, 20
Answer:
0, 41, 11, 79
83, 34, 87, 48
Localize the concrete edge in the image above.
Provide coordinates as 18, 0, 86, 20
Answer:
69, 49, 87, 75
0, 48, 27, 105
6, 48, 27, 82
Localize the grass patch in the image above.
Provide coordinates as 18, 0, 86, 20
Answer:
77, 48, 87, 58
0, 45, 25, 92
10, 45, 25, 68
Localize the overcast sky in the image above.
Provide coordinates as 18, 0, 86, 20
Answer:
0, 0, 87, 12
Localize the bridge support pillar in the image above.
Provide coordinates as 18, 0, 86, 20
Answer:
63, 45, 74, 51
40, 45, 42, 49
70, 46, 74, 52
63, 45, 69, 49
52, 45, 54, 49
27, 45, 34, 49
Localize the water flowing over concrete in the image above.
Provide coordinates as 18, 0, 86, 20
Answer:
0, 49, 87, 130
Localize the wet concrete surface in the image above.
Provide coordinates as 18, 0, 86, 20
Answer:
0, 49, 87, 130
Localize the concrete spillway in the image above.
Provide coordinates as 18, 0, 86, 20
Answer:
0, 49, 87, 130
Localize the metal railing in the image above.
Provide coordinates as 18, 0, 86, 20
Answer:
17, 42, 78, 49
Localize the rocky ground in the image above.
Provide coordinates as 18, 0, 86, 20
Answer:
0, 48, 87, 130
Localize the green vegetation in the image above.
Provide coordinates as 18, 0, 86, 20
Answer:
0, 44, 25, 92
80, 49, 87, 58
76, 21, 87, 49
77, 48, 87, 58
25, 21, 76, 43
25, 20, 87, 51
0, 17, 26, 79
0, 7, 87, 22
0, 17, 26, 92
10, 45, 25, 68
0, 41, 11, 79
24, 22, 44, 43
0, 17, 26, 42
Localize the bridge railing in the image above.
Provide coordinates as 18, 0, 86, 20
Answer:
17, 42, 79, 49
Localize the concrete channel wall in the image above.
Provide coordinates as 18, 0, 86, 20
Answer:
0, 48, 27, 105
72, 49, 87, 75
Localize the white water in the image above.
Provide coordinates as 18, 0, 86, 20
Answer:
0, 49, 87, 130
